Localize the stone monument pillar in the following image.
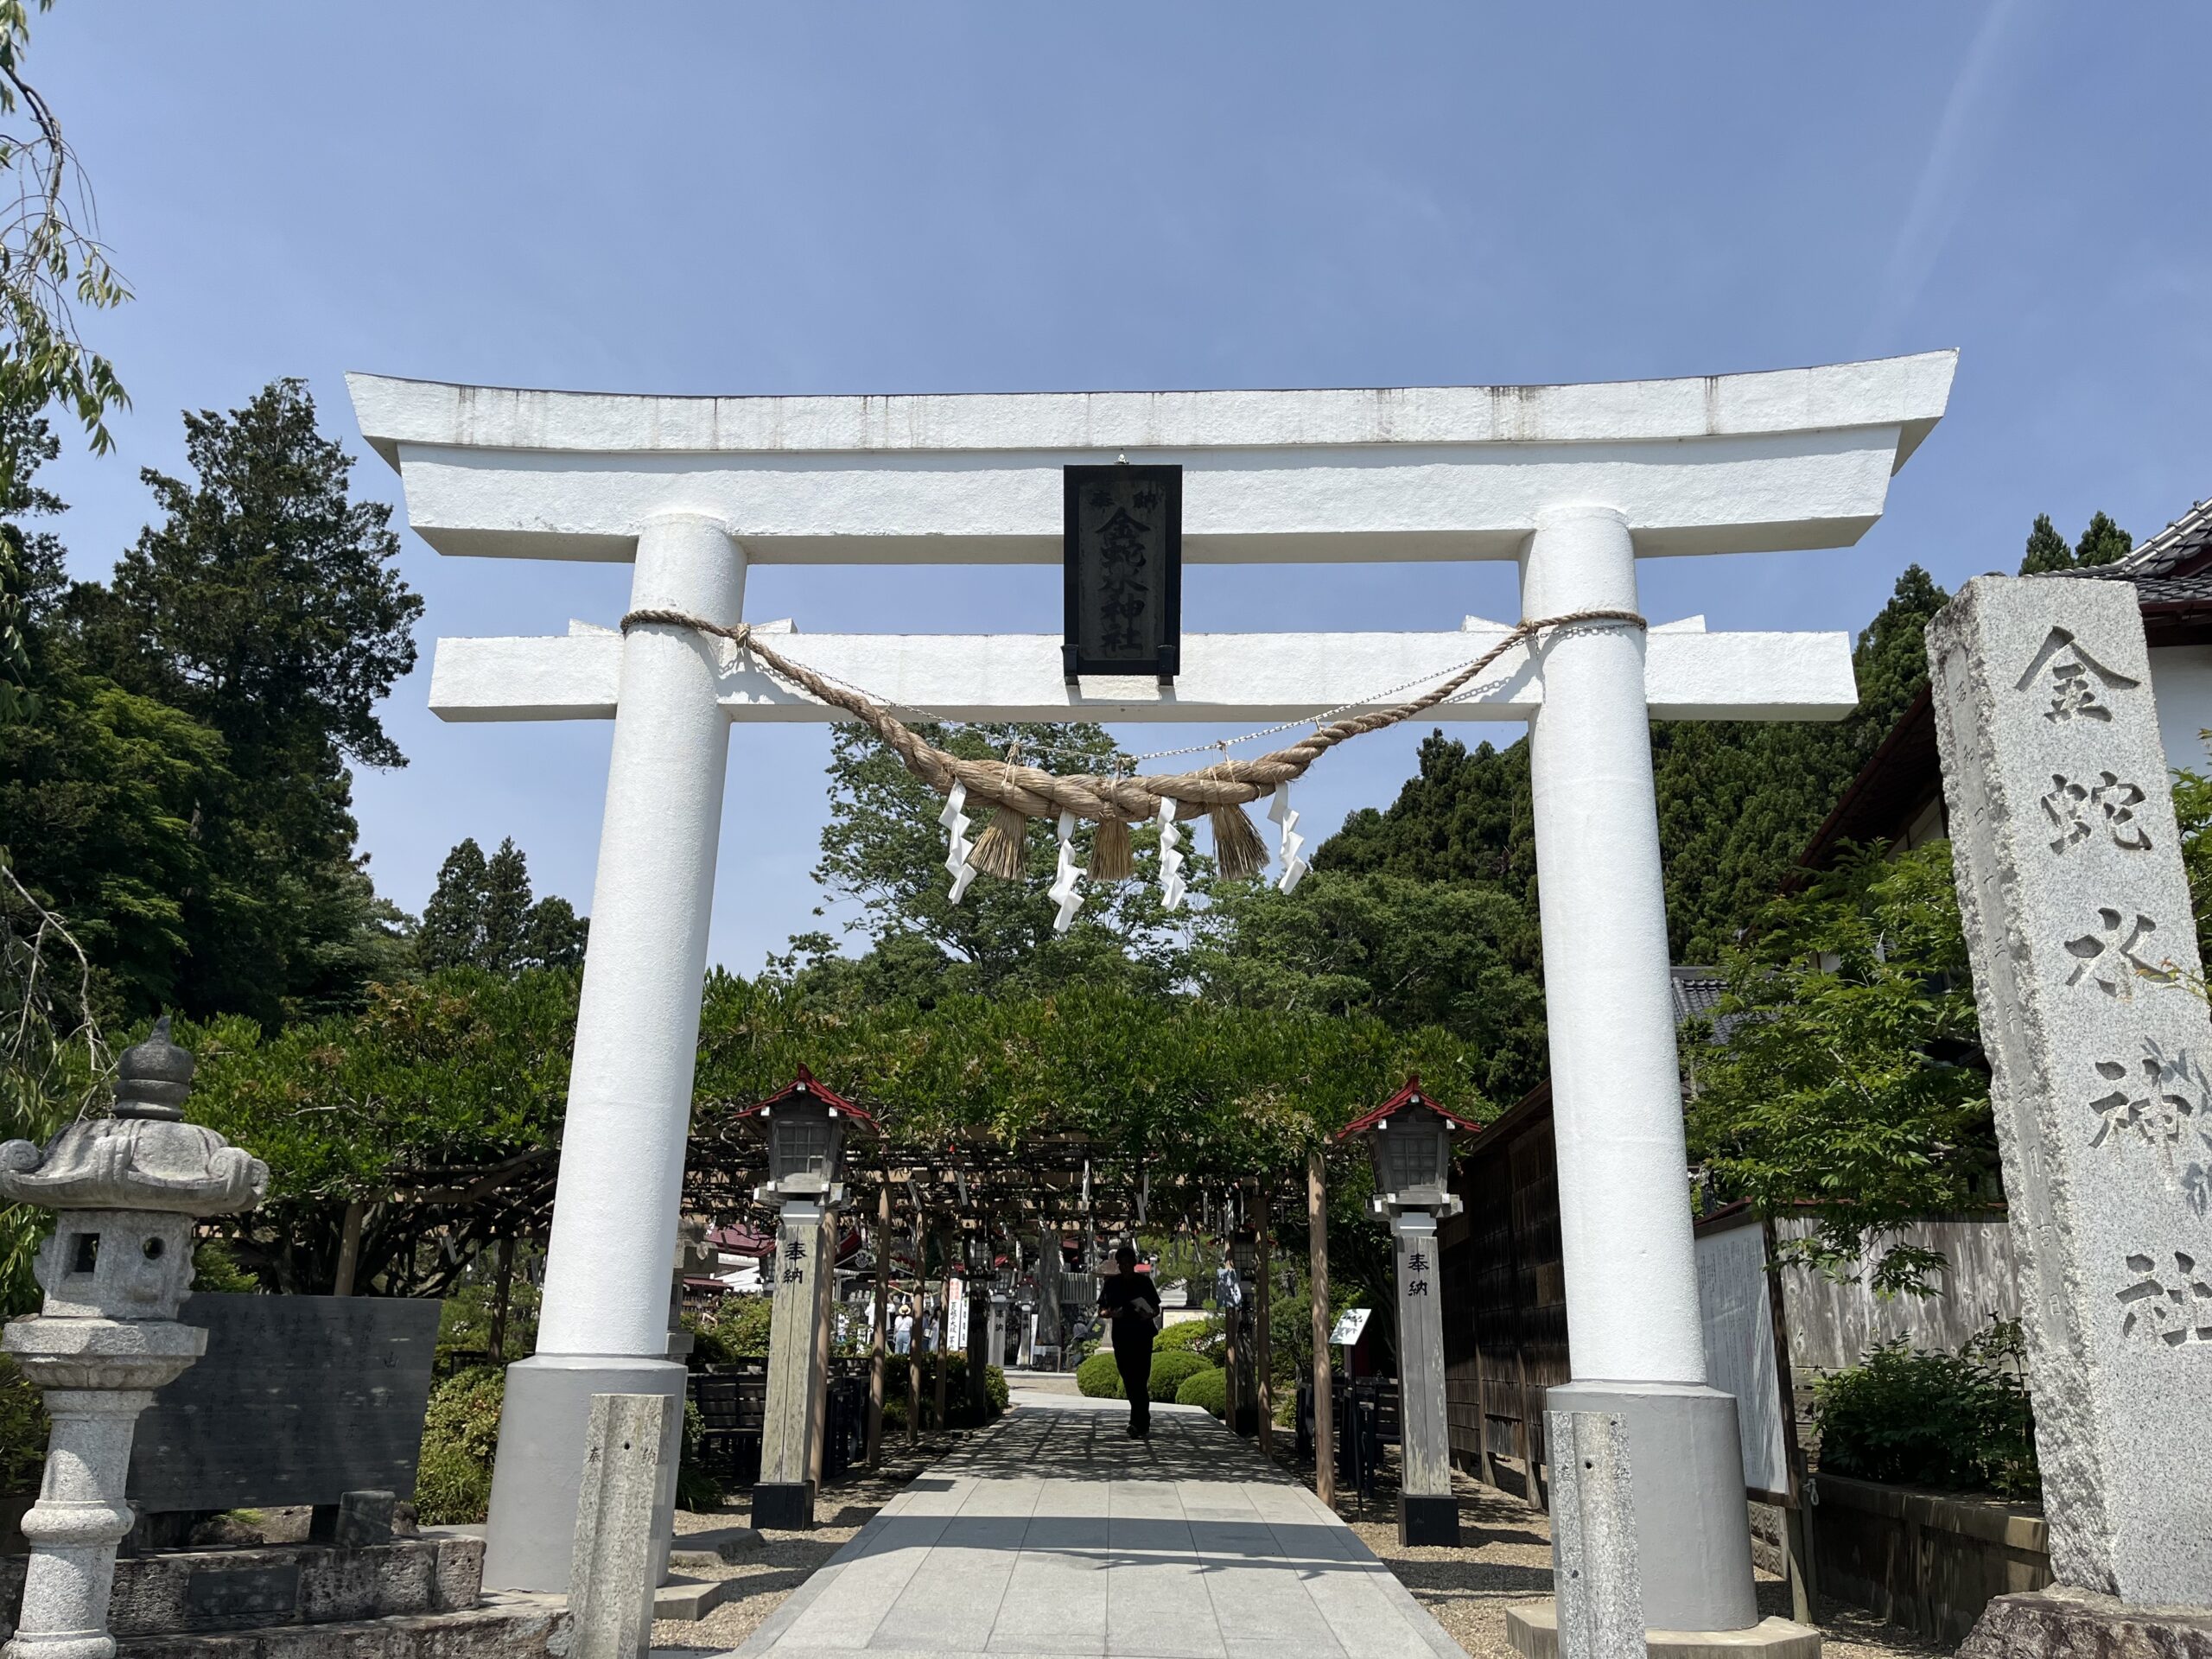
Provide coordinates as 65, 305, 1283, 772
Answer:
0, 1019, 268, 1659
1932, 576, 2212, 1645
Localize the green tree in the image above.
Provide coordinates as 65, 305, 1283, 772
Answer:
1309, 563, 1957, 1014
2018, 511, 2132, 575
1188, 870, 1545, 1105
417, 836, 588, 976
787, 721, 1196, 1002
1683, 842, 1997, 1294
52, 380, 424, 1021
0, 0, 130, 723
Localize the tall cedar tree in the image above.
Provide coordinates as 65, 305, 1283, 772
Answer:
2018, 511, 2132, 575
417, 836, 588, 976
59, 380, 423, 1021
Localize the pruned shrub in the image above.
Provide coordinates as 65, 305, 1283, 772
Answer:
414, 1365, 504, 1524
1175, 1366, 1227, 1418
1155, 1319, 1223, 1363
1148, 1349, 1210, 1399
1813, 1320, 2037, 1500
1076, 1351, 1123, 1398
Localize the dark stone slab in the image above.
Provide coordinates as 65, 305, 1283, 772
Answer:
127, 1294, 441, 1514
751, 1479, 815, 1530
1962, 1587, 2212, 1659
1398, 1492, 1461, 1548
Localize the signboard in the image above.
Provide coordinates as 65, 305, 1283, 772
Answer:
1329, 1306, 1373, 1348
128, 1294, 442, 1512
946, 1278, 970, 1350
1063, 463, 1182, 680
1693, 1214, 1793, 1503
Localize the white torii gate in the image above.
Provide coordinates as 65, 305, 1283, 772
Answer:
350, 353, 1955, 1635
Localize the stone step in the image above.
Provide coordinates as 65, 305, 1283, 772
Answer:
115, 1592, 569, 1658
654, 1573, 734, 1621
2, 1536, 486, 1640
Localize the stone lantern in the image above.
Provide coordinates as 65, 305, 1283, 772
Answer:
737, 1068, 875, 1530
750, 1065, 861, 1208
1338, 1077, 1478, 1547
0, 1017, 268, 1659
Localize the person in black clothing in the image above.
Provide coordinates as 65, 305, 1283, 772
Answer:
1098, 1243, 1162, 1439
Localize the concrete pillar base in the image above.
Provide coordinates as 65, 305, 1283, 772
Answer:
1548, 1381, 1759, 1633
1398, 1493, 1460, 1548
481, 1354, 687, 1594
751, 1482, 817, 1532
1506, 1603, 1820, 1659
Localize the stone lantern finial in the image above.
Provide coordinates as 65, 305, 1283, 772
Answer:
112, 1014, 195, 1121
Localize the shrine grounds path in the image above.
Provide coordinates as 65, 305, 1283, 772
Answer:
716, 1388, 1468, 1659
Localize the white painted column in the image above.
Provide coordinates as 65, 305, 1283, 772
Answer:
1520, 505, 1703, 1386
483, 514, 742, 1592
539, 513, 744, 1356
1519, 504, 1758, 1636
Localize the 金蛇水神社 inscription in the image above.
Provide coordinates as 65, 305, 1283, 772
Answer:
1932, 575, 2212, 1606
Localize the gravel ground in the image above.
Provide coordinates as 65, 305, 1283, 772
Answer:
1324, 1462, 1955, 1659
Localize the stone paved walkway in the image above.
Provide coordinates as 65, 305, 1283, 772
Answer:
729, 1391, 1468, 1659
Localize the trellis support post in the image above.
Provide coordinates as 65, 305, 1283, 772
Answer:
1308, 1148, 1335, 1508
868, 1180, 890, 1468
1256, 1186, 1274, 1458
933, 1222, 952, 1430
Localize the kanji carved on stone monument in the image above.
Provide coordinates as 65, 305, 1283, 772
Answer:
1933, 575, 2212, 1608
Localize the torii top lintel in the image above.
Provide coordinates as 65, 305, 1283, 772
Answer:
347, 353, 1955, 568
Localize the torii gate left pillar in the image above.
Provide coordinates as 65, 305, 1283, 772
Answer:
478, 515, 741, 1592
350, 356, 1954, 1617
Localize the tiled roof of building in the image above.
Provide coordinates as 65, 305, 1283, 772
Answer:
1670, 967, 1727, 1024
2089, 498, 2212, 580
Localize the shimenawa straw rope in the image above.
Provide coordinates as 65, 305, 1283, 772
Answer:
619, 605, 1645, 868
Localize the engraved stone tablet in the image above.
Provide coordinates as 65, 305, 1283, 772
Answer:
1929, 575, 2212, 1605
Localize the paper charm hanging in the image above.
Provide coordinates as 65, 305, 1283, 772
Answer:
1048, 810, 1086, 934
1156, 796, 1188, 912
1269, 785, 1310, 893
941, 780, 979, 904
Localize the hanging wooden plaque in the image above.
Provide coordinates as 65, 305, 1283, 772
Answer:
1063, 464, 1182, 681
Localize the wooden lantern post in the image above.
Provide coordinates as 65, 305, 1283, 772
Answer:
1339, 1076, 1478, 1548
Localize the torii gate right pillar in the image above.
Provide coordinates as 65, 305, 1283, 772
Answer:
1522, 505, 1758, 1635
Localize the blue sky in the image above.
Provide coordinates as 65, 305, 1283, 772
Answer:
29, 3, 2212, 975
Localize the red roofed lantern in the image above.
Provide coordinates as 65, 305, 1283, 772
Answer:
740, 1066, 878, 1207
1337, 1077, 1478, 1216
